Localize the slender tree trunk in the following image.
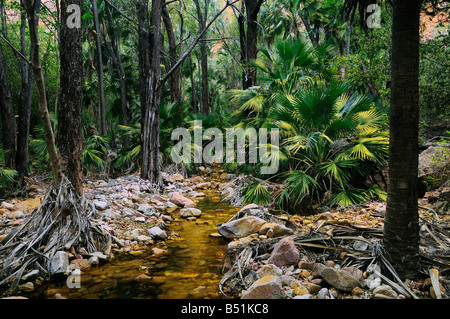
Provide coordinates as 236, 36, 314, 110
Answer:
189, 53, 197, 113
162, 5, 181, 108
106, 6, 129, 148
92, 0, 106, 135
193, 0, 209, 115
25, 0, 61, 187
0, 39, 16, 169
383, 0, 422, 280
140, 0, 162, 184
57, 0, 84, 195
15, 3, 34, 187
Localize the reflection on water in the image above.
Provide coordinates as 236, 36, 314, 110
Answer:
29, 190, 238, 299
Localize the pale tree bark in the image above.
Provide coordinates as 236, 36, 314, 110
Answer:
24, 0, 61, 187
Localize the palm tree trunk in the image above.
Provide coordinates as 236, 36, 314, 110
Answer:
382, 0, 422, 280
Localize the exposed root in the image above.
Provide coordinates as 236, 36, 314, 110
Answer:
0, 175, 111, 295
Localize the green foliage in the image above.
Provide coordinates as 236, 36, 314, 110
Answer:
82, 134, 109, 172
0, 167, 17, 186
241, 180, 272, 205
228, 38, 388, 210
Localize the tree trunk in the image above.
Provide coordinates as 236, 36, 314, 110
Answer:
106, 5, 129, 148
25, 0, 61, 187
189, 53, 197, 113
382, 0, 422, 280
243, 0, 262, 89
0, 38, 16, 169
57, 0, 84, 195
162, 4, 182, 120
140, 0, 162, 185
15, 2, 34, 187
92, 0, 106, 135
193, 0, 209, 115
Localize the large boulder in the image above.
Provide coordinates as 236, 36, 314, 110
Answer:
267, 237, 300, 267
241, 275, 283, 299
169, 192, 195, 207
218, 216, 266, 239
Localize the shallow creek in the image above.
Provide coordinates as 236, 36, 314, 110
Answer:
28, 189, 238, 299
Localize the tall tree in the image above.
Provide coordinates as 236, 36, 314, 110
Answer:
92, 0, 106, 135
382, 0, 423, 279
140, 0, 163, 184
192, 0, 210, 114
57, 0, 84, 195
24, 0, 62, 187
344, 0, 423, 279
0, 40, 16, 170
15, 0, 35, 187
233, 0, 264, 89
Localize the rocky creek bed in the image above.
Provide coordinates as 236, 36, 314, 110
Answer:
1, 165, 450, 300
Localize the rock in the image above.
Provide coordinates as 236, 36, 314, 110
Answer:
18, 282, 34, 293
135, 274, 153, 282
151, 247, 166, 256
1, 201, 14, 210
196, 182, 211, 189
148, 226, 168, 240
218, 216, 267, 239
256, 264, 282, 279
302, 282, 322, 294
164, 201, 178, 213
293, 294, 312, 299
169, 192, 195, 207
88, 256, 99, 265
373, 285, 397, 298
320, 267, 361, 292
241, 275, 283, 299
292, 281, 309, 296
137, 204, 154, 215
51, 251, 69, 274
271, 224, 294, 237
317, 287, 330, 299
93, 200, 109, 211
135, 216, 146, 222
172, 173, 184, 181
135, 235, 153, 243
267, 237, 300, 267
179, 207, 202, 218
352, 286, 365, 297
70, 259, 91, 271
90, 251, 109, 262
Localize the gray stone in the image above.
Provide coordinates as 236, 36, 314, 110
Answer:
90, 251, 109, 262
148, 226, 168, 240
88, 256, 99, 265
179, 207, 202, 218
51, 251, 69, 274
137, 204, 154, 215
293, 294, 312, 299
93, 200, 109, 211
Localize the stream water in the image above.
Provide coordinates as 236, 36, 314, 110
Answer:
27, 189, 238, 299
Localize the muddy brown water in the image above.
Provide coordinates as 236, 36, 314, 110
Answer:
27, 190, 238, 299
